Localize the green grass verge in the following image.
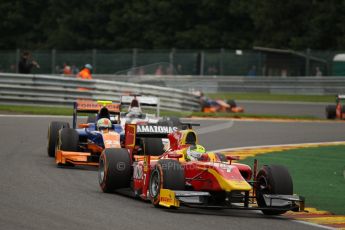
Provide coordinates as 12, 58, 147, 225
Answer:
0, 104, 320, 120
0, 104, 73, 115
239, 145, 345, 215
207, 92, 335, 103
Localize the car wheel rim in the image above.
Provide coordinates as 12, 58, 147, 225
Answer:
99, 157, 105, 184
150, 170, 160, 198
258, 176, 269, 192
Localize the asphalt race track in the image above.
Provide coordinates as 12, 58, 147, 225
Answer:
238, 101, 328, 119
1, 116, 344, 230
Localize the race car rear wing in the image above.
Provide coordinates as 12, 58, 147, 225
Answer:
124, 124, 177, 149
73, 100, 121, 129
75, 100, 121, 113
121, 95, 160, 116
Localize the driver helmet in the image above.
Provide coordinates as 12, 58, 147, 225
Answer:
127, 107, 142, 118
98, 107, 110, 120
97, 118, 112, 131
128, 106, 141, 113
186, 144, 206, 161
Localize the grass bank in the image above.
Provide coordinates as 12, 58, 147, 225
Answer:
239, 145, 345, 214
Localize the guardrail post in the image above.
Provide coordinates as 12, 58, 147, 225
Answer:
157, 98, 160, 117
220, 48, 224, 76
200, 51, 204, 76
15, 49, 20, 73
132, 48, 137, 68
305, 48, 311, 76
170, 48, 175, 74
52, 49, 56, 74
92, 49, 97, 74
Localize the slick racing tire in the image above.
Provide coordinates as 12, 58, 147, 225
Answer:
227, 99, 237, 108
47, 121, 69, 157
256, 165, 293, 215
99, 148, 131, 193
149, 159, 185, 207
325, 105, 336, 119
142, 138, 165, 156
58, 128, 79, 152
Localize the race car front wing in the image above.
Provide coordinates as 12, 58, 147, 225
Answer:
159, 189, 305, 212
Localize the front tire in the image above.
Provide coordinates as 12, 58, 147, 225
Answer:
99, 148, 131, 193
255, 165, 293, 215
58, 128, 79, 152
326, 105, 336, 119
47, 121, 69, 157
149, 159, 185, 207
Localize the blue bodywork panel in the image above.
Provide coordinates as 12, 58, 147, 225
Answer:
76, 123, 123, 148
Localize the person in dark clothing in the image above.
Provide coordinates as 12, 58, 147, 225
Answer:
18, 51, 40, 74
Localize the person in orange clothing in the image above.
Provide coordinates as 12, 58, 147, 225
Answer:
77, 64, 93, 90
77, 64, 93, 80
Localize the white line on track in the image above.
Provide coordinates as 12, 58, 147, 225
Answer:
292, 220, 336, 230
195, 120, 234, 134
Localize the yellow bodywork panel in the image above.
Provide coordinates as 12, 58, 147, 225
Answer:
207, 168, 252, 192
179, 129, 198, 145
159, 189, 180, 208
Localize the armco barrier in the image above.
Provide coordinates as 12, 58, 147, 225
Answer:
93, 74, 345, 95
0, 73, 201, 112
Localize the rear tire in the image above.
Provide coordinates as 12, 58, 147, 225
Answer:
256, 165, 293, 215
47, 121, 69, 157
142, 138, 165, 156
99, 148, 131, 193
149, 159, 185, 207
326, 105, 336, 119
227, 99, 237, 108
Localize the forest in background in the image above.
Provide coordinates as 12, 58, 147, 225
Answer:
1, 0, 345, 50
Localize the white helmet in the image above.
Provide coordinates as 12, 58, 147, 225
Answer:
97, 118, 112, 130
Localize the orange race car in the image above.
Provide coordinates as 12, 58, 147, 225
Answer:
201, 98, 244, 113
47, 100, 123, 166
194, 91, 244, 113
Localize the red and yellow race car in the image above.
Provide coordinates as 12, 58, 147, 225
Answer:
98, 123, 305, 215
